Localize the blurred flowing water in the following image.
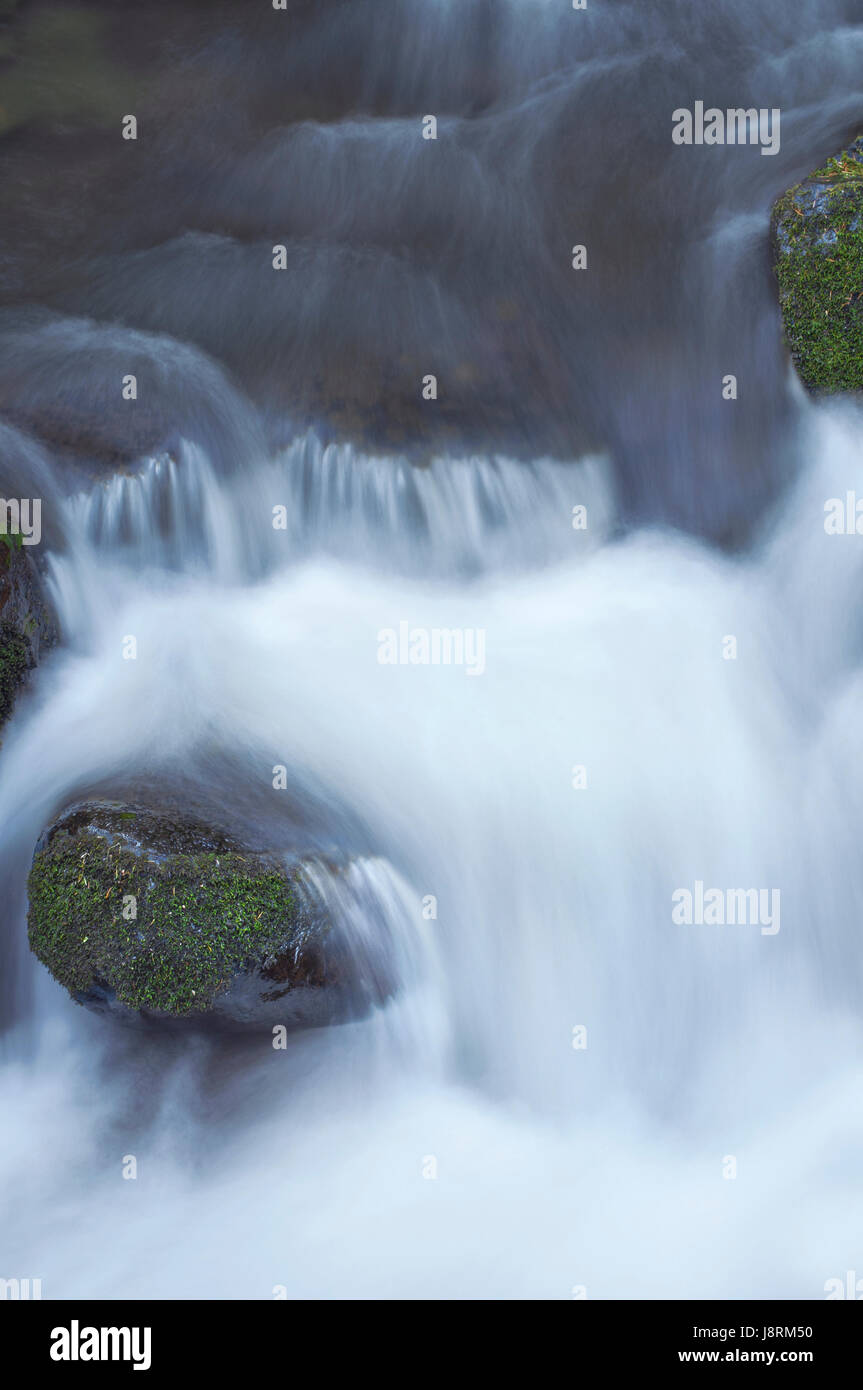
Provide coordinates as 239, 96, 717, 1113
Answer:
1, 0, 863, 1298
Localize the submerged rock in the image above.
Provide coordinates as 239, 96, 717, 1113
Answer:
772, 135, 863, 393
27, 802, 363, 1030
0, 312, 259, 472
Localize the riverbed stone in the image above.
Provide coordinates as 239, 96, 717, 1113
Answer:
772, 135, 863, 393
27, 801, 353, 1030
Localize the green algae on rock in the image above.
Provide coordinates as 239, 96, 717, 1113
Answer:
0, 617, 29, 725
772, 135, 863, 393
27, 803, 341, 1027
0, 540, 57, 735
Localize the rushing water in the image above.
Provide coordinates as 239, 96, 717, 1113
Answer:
1, 0, 863, 1299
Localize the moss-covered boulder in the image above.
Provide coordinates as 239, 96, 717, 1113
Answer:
27, 802, 354, 1030
772, 136, 863, 393
0, 539, 57, 735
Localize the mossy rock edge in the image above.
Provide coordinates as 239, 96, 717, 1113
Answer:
27, 802, 351, 1030
772, 134, 863, 394
0, 541, 58, 735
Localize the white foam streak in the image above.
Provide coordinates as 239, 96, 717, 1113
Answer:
3, 408, 863, 1295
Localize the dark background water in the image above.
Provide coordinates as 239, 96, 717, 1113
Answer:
1, 0, 862, 541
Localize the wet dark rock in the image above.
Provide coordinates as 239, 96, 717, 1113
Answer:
27, 801, 367, 1031
0, 539, 57, 733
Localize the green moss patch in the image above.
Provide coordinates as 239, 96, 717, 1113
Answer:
0, 620, 31, 726
772, 136, 863, 393
27, 816, 321, 1015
